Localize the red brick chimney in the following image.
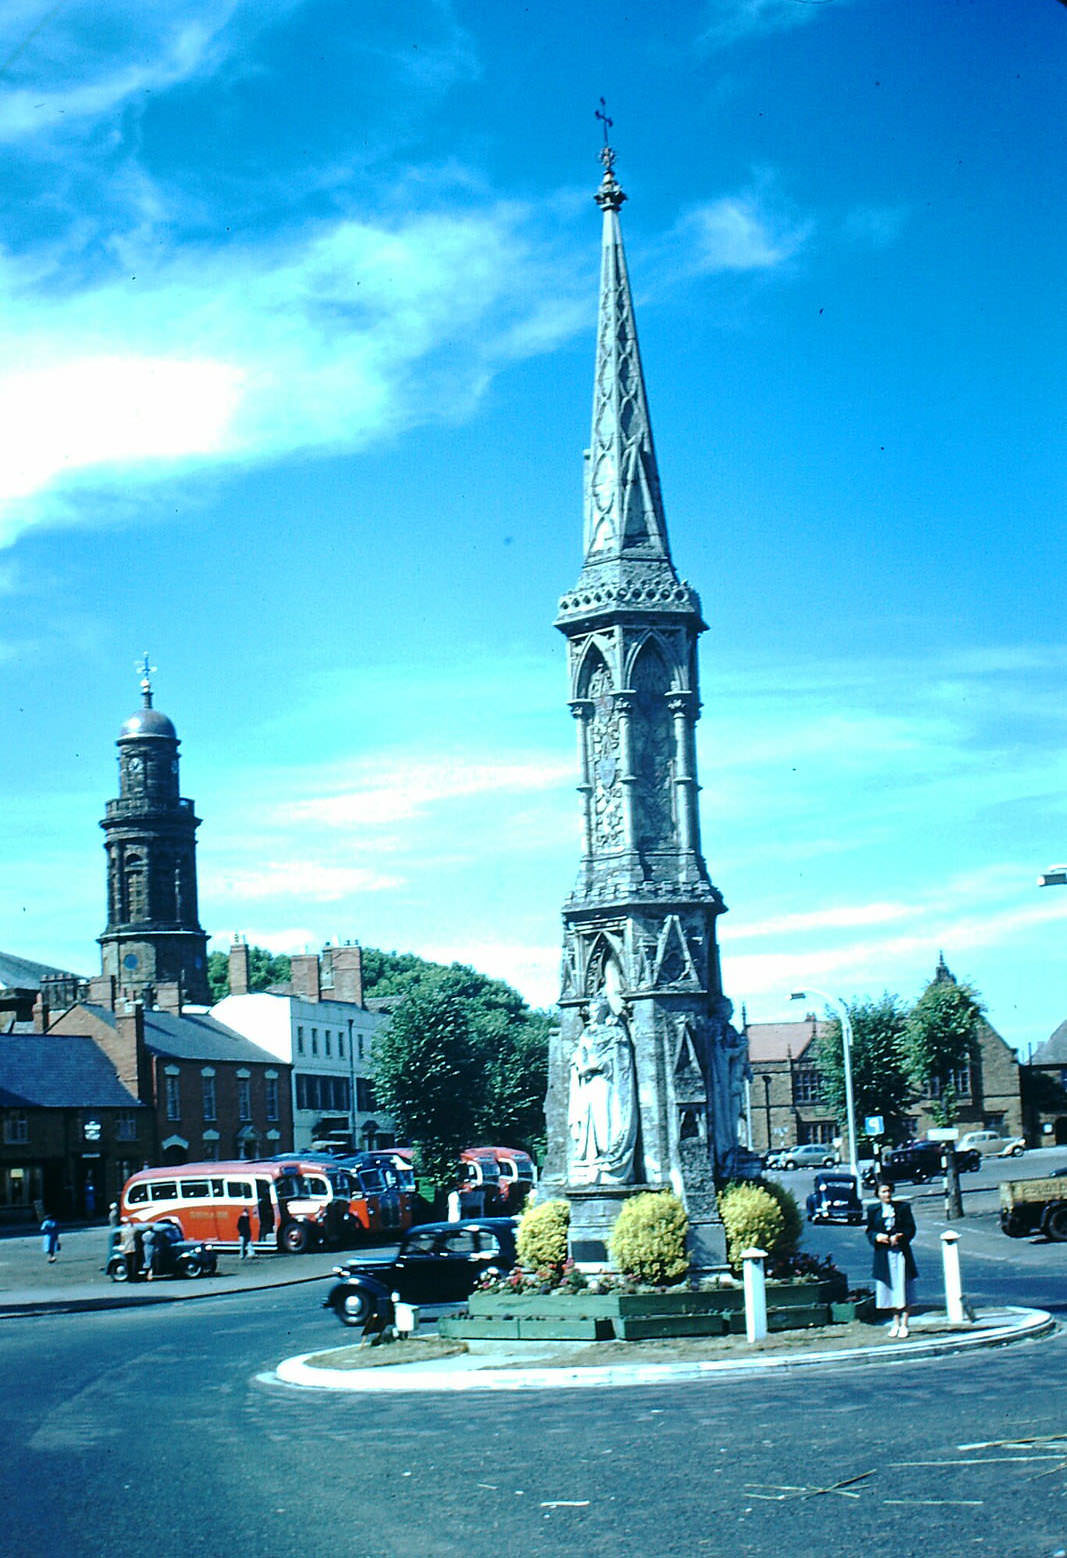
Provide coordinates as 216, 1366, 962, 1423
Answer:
331, 943, 364, 1007
32, 994, 49, 1033
106, 1002, 154, 1104
228, 938, 250, 997
290, 953, 321, 1003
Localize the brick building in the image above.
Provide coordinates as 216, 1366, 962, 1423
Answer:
1021, 1024, 1067, 1147
0, 1032, 151, 1220
213, 938, 390, 1152
743, 958, 1023, 1155
48, 988, 293, 1165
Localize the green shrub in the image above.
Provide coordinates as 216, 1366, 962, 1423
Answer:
717, 1182, 786, 1271
608, 1191, 689, 1286
516, 1198, 570, 1273
756, 1178, 802, 1257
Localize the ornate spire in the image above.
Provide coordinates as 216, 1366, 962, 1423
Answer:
583, 122, 671, 566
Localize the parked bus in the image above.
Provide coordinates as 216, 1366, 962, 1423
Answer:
341, 1152, 415, 1235
478, 1146, 537, 1211
119, 1159, 352, 1253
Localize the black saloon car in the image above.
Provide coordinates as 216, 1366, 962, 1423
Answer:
107, 1220, 218, 1282
873, 1140, 981, 1186
324, 1217, 518, 1327
805, 1171, 864, 1225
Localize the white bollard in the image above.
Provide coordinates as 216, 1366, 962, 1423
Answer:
940, 1230, 968, 1324
741, 1246, 768, 1343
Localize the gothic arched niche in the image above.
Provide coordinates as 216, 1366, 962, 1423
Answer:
581, 648, 624, 853
631, 639, 674, 852
584, 933, 625, 1009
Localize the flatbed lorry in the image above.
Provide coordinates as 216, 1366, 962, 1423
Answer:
999, 1175, 1067, 1241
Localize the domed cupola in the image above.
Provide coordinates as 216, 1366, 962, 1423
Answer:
98, 656, 210, 1006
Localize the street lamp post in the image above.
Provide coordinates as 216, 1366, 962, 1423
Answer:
791, 988, 860, 1186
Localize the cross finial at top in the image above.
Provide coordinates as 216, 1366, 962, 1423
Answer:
594, 98, 625, 212
136, 651, 157, 706
596, 97, 615, 174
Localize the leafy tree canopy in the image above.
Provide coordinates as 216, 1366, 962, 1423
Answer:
363, 948, 552, 1160
370, 987, 482, 1185
208, 943, 551, 1161
815, 994, 911, 1145
903, 976, 984, 1124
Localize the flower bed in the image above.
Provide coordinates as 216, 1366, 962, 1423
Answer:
442, 1278, 872, 1343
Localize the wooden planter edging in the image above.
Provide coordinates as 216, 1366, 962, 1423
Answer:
443, 1281, 871, 1343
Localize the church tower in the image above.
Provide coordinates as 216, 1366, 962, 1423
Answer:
97, 658, 210, 1006
540, 141, 751, 1265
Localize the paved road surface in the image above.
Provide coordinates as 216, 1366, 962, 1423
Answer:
1, 1222, 1064, 1558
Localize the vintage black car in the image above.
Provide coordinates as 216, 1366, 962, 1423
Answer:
805, 1171, 864, 1225
323, 1217, 518, 1327
870, 1140, 981, 1186
107, 1220, 218, 1282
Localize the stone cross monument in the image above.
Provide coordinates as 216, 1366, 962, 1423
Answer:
539, 140, 754, 1266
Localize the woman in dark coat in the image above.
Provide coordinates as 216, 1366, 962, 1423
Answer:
866, 1181, 918, 1337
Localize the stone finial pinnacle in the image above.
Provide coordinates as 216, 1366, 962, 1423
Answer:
594, 98, 626, 212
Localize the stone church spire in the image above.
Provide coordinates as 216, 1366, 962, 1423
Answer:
582, 141, 672, 567
541, 140, 754, 1267
97, 657, 210, 1006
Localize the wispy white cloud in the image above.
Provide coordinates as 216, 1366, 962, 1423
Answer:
679, 192, 812, 273
203, 860, 402, 904
286, 754, 572, 828
700, 0, 844, 50
0, 200, 587, 545
0, 1, 297, 143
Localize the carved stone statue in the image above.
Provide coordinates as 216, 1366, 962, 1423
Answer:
567, 995, 638, 1185
710, 1021, 750, 1175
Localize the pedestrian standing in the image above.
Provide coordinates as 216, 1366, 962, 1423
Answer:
41, 1215, 60, 1263
236, 1206, 254, 1259
108, 1201, 120, 1227
866, 1180, 918, 1337
140, 1222, 157, 1280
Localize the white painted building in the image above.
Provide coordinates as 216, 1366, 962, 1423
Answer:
212, 941, 392, 1154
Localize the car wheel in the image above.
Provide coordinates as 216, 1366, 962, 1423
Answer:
335, 1289, 373, 1327
109, 1260, 129, 1283
823, 1156, 835, 1167
1045, 1205, 1067, 1243
181, 1258, 203, 1279
1011, 1145, 1024, 1157
282, 1221, 310, 1255
784, 1160, 797, 1171
912, 1169, 927, 1184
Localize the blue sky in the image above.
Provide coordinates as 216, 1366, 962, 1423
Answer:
3, 0, 1067, 1057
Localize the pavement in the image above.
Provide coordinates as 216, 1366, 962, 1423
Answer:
273, 1305, 1055, 1393
0, 1221, 341, 1315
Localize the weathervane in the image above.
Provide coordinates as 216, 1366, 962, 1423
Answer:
136, 651, 157, 705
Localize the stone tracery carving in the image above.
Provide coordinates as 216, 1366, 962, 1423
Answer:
586, 660, 624, 850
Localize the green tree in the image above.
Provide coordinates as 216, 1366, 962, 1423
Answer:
370, 987, 482, 1185
363, 949, 550, 1155
206, 947, 292, 1001
815, 994, 911, 1145
903, 975, 984, 1124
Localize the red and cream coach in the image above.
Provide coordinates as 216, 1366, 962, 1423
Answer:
119, 1158, 352, 1253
